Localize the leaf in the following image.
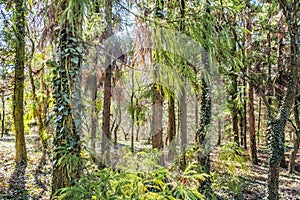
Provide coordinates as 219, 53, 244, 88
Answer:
71, 57, 79, 64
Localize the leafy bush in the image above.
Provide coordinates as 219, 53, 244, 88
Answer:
54, 151, 207, 200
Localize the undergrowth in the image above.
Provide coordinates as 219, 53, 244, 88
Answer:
54, 142, 249, 200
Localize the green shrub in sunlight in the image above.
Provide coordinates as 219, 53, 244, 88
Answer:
213, 142, 249, 197
54, 151, 208, 200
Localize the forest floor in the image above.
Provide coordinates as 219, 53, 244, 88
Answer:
0, 133, 300, 200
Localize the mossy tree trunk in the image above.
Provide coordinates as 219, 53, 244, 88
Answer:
196, 57, 212, 197
267, 1, 298, 198
51, 0, 84, 195
13, 0, 27, 163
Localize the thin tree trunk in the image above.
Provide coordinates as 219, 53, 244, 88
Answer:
278, 32, 287, 168
151, 83, 163, 150
257, 97, 262, 146
14, 0, 27, 163
1, 95, 5, 138
248, 84, 258, 164
239, 109, 244, 147
246, 1, 258, 164
243, 77, 247, 149
90, 74, 97, 151
217, 118, 221, 145
167, 94, 176, 159
289, 94, 300, 173
101, 0, 113, 166
28, 40, 47, 151
180, 81, 187, 169
232, 74, 239, 145
178, 0, 187, 170
197, 75, 212, 196
130, 68, 134, 153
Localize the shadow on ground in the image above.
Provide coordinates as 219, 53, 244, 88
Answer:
33, 152, 48, 199
6, 161, 28, 200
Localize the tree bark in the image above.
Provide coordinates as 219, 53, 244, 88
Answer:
267, 3, 298, 198
243, 77, 247, 149
167, 94, 176, 159
1, 95, 5, 138
51, 1, 84, 194
257, 97, 262, 146
90, 74, 97, 151
28, 40, 47, 151
289, 94, 300, 173
231, 74, 239, 145
101, 0, 113, 165
248, 84, 258, 164
13, 0, 27, 163
245, 1, 258, 164
151, 84, 163, 151
180, 80, 187, 169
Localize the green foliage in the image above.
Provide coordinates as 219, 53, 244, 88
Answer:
54, 151, 207, 200
214, 142, 248, 197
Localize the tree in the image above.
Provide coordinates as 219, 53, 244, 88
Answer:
13, 0, 27, 163
151, 0, 164, 156
179, 0, 187, 169
51, 0, 86, 195
246, 0, 258, 165
266, 0, 299, 199
289, 92, 300, 173
101, 0, 113, 166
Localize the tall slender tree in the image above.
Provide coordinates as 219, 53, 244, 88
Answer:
13, 0, 27, 163
151, 0, 164, 156
246, 0, 258, 165
101, 0, 113, 166
266, 1, 299, 199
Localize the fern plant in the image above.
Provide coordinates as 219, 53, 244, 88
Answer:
55, 151, 208, 200
213, 142, 249, 198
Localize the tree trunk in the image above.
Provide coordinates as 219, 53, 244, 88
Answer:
180, 81, 187, 169
289, 94, 300, 173
167, 94, 176, 159
276, 23, 288, 168
13, 0, 27, 163
130, 68, 134, 153
101, 0, 113, 166
231, 74, 239, 145
90, 74, 97, 151
197, 75, 212, 196
52, 25, 83, 195
151, 82, 164, 167
239, 109, 243, 146
245, 1, 258, 164
248, 84, 258, 164
257, 97, 262, 146
1, 95, 5, 138
151, 84, 163, 151
243, 77, 247, 149
51, 1, 84, 194
28, 40, 47, 151
217, 118, 221, 145
267, 5, 298, 197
